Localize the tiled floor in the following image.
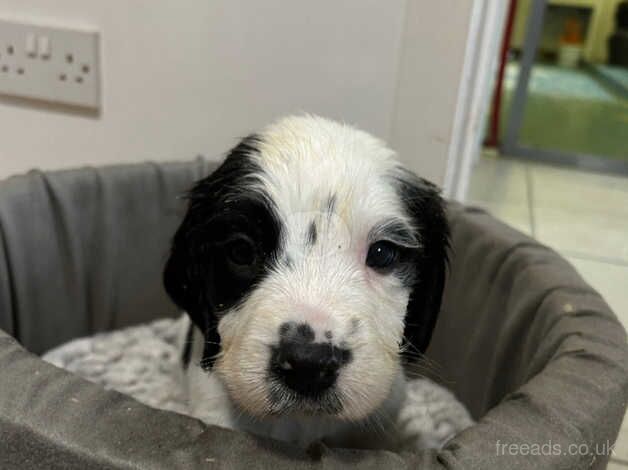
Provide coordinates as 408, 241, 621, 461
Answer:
468, 153, 628, 467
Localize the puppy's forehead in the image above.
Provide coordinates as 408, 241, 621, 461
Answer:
250, 116, 408, 225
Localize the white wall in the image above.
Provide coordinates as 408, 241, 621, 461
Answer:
390, 0, 475, 185
0, 0, 476, 188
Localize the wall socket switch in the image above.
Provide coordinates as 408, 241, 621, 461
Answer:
0, 19, 100, 109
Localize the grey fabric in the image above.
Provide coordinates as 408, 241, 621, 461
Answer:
0, 158, 212, 354
0, 160, 627, 469
427, 205, 628, 468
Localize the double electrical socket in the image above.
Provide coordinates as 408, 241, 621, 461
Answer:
0, 18, 100, 109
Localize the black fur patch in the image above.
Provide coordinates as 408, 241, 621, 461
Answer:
393, 169, 449, 359
279, 321, 316, 343
164, 135, 282, 369
181, 322, 195, 369
306, 220, 317, 246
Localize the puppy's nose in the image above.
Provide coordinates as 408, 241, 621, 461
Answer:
271, 322, 351, 397
274, 342, 339, 396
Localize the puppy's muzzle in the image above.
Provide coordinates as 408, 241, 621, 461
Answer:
270, 322, 352, 398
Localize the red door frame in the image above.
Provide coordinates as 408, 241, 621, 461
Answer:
485, 0, 519, 147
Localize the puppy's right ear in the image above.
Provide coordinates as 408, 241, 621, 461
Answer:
163, 218, 211, 333
163, 135, 263, 367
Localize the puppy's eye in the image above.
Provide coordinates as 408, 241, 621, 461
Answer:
366, 241, 399, 271
226, 237, 257, 266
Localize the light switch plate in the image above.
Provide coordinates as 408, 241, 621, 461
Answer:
0, 19, 100, 109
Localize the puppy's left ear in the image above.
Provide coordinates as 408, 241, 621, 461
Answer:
397, 173, 450, 359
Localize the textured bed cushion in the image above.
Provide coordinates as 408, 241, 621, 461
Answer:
1, 160, 627, 469
40, 316, 473, 451
41, 317, 189, 416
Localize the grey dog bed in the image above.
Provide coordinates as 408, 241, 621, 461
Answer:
1, 158, 627, 469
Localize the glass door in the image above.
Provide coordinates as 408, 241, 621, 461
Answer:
501, 0, 628, 174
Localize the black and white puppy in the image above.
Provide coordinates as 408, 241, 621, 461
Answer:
164, 115, 449, 448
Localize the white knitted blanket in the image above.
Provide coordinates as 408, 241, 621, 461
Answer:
42, 317, 473, 450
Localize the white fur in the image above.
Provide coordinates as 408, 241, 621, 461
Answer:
184, 115, 425, 448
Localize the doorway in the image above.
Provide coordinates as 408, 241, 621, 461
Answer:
495, 0, 628, 172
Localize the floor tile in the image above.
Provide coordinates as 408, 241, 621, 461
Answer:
609, 405, 628, 463
535, 207, 628, 263
613, 425, 628, 462
566, 256, 628, 331
467, 155, 533, 235
468, 155, 529, 206
608, 460, 628, 469
530, 164, 628, 218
